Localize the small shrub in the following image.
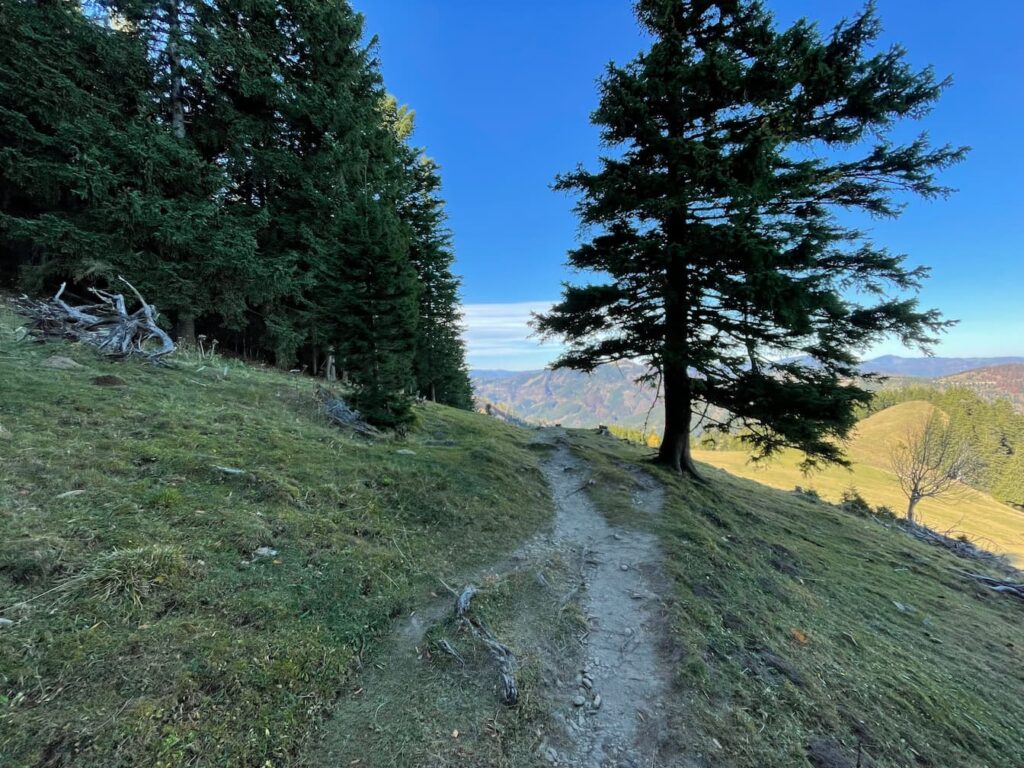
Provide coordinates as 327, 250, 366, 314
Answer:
793, 486, 820, 500
145, 485, 185, 510
874, 505, 898, 521
840, 488, 873, 516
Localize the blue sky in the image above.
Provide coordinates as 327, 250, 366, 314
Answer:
358, 0, 1024, 370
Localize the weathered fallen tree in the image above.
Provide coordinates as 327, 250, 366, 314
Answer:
455, 584, 519, 705
958, 571, 1024, 600
314, 385, 382, 438
906, 523, 1010, 567
872, 517, 1024, 604
12, 278, 175, 363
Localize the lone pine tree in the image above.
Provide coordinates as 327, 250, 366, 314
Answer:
537, 0, 966, 476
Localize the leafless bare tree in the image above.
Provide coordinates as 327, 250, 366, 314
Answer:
889, 411, 976, 524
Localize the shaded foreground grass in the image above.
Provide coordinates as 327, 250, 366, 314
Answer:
695, 400, 1024, 564
0, 306, 552, 767
568, 430, 1024, 768
304, 553, 585, 768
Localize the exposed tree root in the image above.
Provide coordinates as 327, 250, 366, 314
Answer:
455, 584, 519, 705
12, 278, 175, 363
314, 385, 382, 438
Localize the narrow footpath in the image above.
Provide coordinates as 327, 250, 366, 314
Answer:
305, 429, 674, 767
537, 431, 670, 767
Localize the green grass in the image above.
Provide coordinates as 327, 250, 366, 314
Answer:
695, 401, 1024, 564
567, 429, 1024, 768
305, 553, 586, 767
6, 304, 1024, 767
0, 306, 552, 767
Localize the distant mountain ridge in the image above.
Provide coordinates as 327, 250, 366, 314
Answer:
469, 369, 520, 381
471, 361, 661, 431
779, 354, 1024, 377
935, 364, 1024, 412
854, 355, 1024, 378
471, 356, 1024, 430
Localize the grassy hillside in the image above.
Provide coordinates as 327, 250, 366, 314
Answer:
569, 430, 1024, 767
4, 302, 1024, 767
0, 306, 553, 767
695, 401, 1024, 564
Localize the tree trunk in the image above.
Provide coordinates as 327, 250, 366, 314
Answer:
175, 313, 196, 346
658, 363, 700, 477
167, 0, 186, 140
657, 207, 700, 479
906, 495, 920, 525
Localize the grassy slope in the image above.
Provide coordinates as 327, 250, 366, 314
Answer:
695, 401, 1024, 564
304, 546, 585, 768
568, 430, 1024, 768
5, 303, 1024, 768
0, 307, 552, 767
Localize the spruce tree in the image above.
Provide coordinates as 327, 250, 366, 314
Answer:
1, 0, 441, 429
181, 0, 313, 361
1, 0, 262, 340
100, 0, 264, 344
401, 155, 473, 409
0, 0, 140, 289
537, 0, 966, 476
284, 10, 418, 426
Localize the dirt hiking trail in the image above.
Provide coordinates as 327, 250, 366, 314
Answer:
538, 431, 670, 767
305, 429, 675, 767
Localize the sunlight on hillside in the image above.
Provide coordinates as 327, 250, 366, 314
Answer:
694, 401, 1024, 564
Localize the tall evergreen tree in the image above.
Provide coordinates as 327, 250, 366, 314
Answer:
0, 0, 140, 290
1, 0, 450, 429
114, 0, 421, 428
537, 0, 965, 476
1, 0, 263, 340
401, 156, 473, 408
100, 0, 265, 344
380, 95, 472, 410
290, 9, 419, 426
179, 0, 314, 359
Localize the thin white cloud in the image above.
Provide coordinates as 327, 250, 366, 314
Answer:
462, 301, 564, 371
